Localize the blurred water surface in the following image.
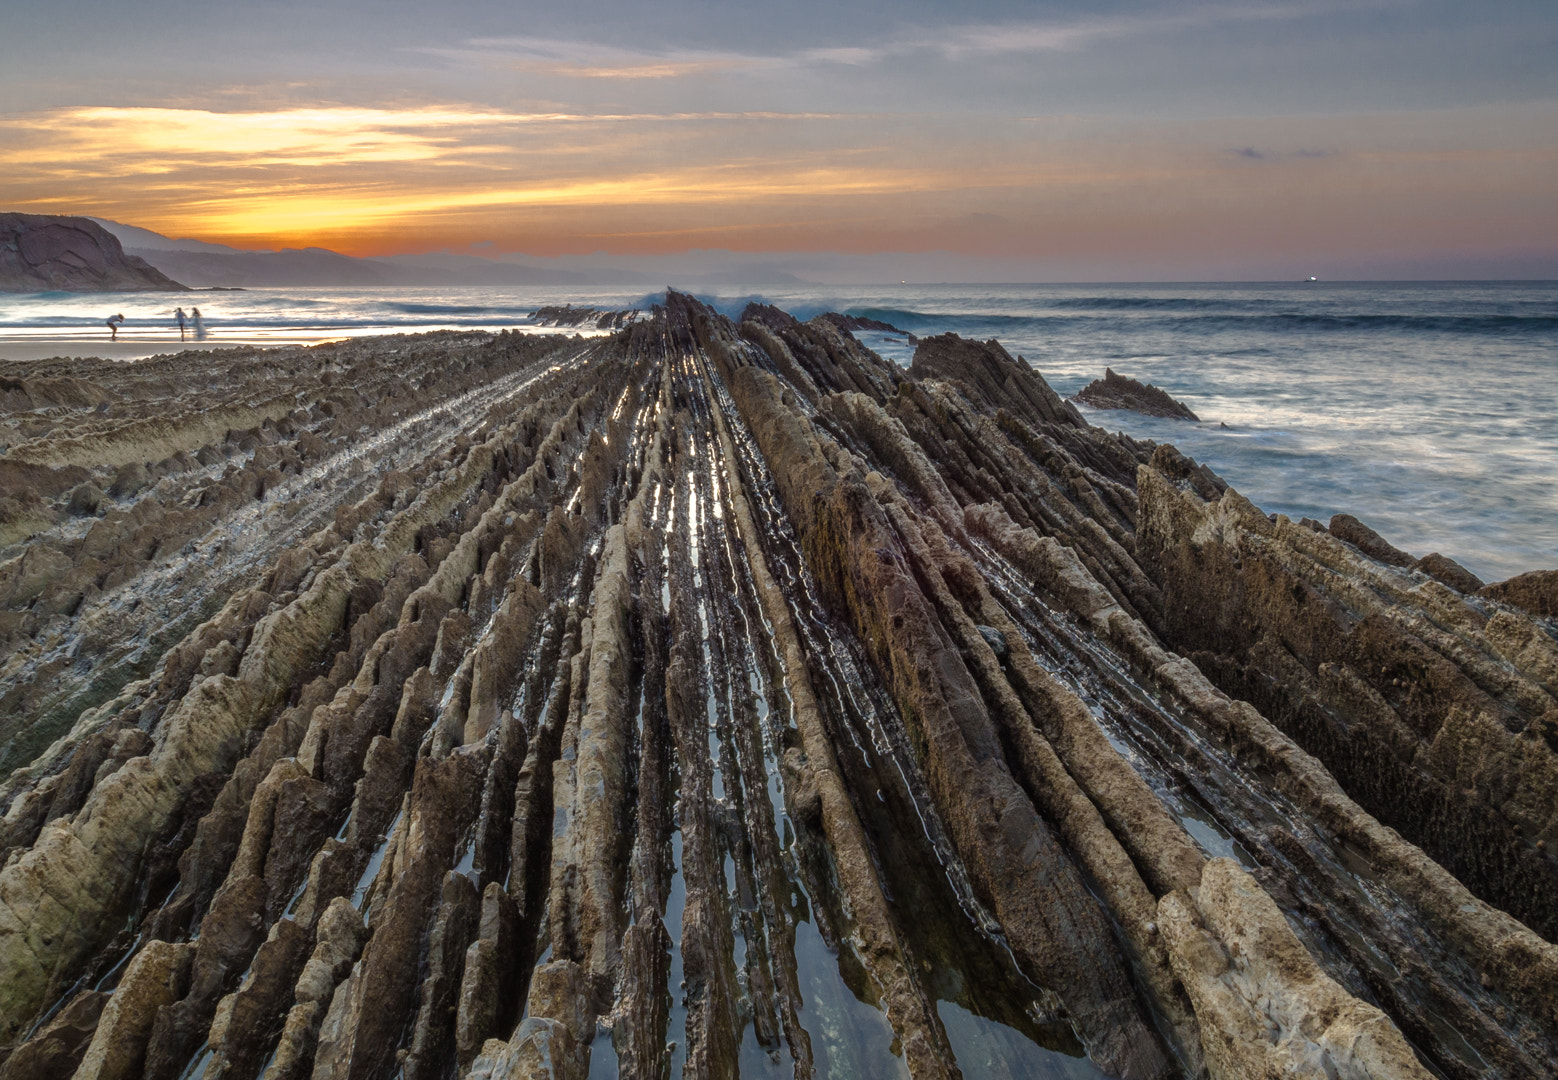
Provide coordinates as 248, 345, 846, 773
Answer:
2, 280, 1553, 580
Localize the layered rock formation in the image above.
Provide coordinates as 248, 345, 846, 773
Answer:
1073, 368, 1200, 421
0, 214, 187, 293
529, 305, 642, 330
813, 312, 907, 335
0, 296, 1554, 1080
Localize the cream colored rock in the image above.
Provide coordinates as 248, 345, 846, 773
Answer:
297, 898, 366, 1004
1486, 609, 1558, 700
0, 551, 356, 1042
1161, 859, 1432, 1080
465, 961, 590, 1080
72, 940, 193, 1080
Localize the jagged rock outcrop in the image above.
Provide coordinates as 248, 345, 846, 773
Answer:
529, 304, 640, 329
814, 311, 907, 335
1, 295, 1554, 1080
1482, 568, 1558, 617
0, 214, 187, 293
910, 331, 1087, 427
1073, 368, 1201, 421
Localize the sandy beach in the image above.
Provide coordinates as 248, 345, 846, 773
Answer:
0, 336, 309, 363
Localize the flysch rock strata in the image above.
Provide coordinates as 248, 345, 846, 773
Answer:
0, 295, 1554, 1080
529, 306, 643, 331
1072, 369, 1201, 422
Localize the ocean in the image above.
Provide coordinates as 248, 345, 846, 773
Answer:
2, 280, 1554, 582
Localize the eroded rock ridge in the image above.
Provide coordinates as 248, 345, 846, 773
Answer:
1073, 369, 1200, 421
0, 296, 1554, 1080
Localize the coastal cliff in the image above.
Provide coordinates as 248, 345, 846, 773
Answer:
1074, 368, 1201, 420
0, 214, 187, 293
0, 296, 1553, 1079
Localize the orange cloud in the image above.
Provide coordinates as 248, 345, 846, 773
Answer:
0, 101, 1552, 262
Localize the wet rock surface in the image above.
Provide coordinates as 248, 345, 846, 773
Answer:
1, 296, 1554, 1079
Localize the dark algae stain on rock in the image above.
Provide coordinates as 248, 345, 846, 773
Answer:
0, 294, 1554, 1079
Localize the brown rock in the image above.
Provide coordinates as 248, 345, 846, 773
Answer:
1413, 552, 1485, 594
72, 941, 193, 1080
66, 483, 106, 517
454, 884, 522, 1066
1159, 859, 1433, 1080
203, 916, 311, 1079
0, 991, 108, 1080
0, 545, 73, 608
909, 332, 1085, 428
263, 899, 365, 1080
402, 873, 481, 1080
467, 961, 591, 1080
1481, 568, 1558, 618
0, 214, 187, 292
1330, 513, 1415, 567
1073, 368, 1201, 421
5, 293, 1552, 1080
429, 609, 473, 678
310, 746, 487, 1079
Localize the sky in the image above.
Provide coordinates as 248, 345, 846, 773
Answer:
1, 0, 1554, 280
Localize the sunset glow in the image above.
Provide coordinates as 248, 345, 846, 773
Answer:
1, 1, 1553, 276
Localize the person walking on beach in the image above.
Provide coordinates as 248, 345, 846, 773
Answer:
174, 307, 188, 339
106, 313, 124, 340
191, 307, 206, 340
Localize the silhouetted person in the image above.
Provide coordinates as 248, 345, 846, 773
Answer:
191, 307, 206, 340
175, 307, 188, 339
106, 313, 124, 340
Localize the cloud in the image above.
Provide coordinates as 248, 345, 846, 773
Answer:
1, 106, 551, 170
918, 0, 1372, 60
0, 99, 1548, 273
425, 2, 1362, 84
0, 105, 849, 174
1227, 146, 1338, 161
427, 36, 780, 80
0, 103, 998, 247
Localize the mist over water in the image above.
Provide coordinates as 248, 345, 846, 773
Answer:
2, 281, 1553, 581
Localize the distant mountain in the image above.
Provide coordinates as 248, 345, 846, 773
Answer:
91, 220, 617, 287
374, 252, 647, 286
1, 213, 188, 293
123, 246, 429, 288
89, 219, 815, 288
86, 218, 250, 256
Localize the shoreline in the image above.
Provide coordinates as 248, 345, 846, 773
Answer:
0, 324, 608, 363
3, 303, 1553, 584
